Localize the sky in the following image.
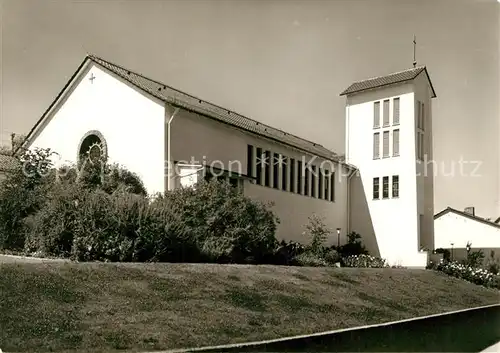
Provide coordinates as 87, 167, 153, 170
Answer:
0, 0, 499, 218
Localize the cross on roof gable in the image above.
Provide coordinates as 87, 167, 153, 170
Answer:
19, 54, 349, 165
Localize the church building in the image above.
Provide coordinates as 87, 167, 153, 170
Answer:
19, 55, 437, 267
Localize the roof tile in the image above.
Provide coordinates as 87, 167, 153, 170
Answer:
89, 55, 342, 163
340, 66, 436, 97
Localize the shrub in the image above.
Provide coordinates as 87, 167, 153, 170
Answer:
25, 183, 201, 262
24, 182, 85, 257
270, 240, 306, 266
0, 147, 55, 250
484, 256, 500, 275
323, 248, 341, 265
302, 214, 331, 255
337, 232, 369, 257
435, 248, 451, 262
63, 159, 147, 196
435, 261, 498, 288
466, 249, 485, 268
155, 179, 280, 264
293, 251, 328, 267
342, 254, 388, 268
24, 178, 280, 264
71, 190, 200, 262
426, 260, 439, 270
0, 146, 150, 253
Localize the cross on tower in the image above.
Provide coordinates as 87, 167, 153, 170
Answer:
89, 73, 96, 84
413, 35, 417, 68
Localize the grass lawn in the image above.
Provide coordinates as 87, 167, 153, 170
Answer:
0, 261, 498, 353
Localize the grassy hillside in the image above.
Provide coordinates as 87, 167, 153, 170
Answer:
0, 261, 498, 353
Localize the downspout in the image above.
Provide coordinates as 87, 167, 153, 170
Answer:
345, 103, 350, 163
346, 166, 356, 234
166, 106, 181, 192
345, 102, 352, 234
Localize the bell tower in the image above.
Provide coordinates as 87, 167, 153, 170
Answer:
340, 66, 437, 267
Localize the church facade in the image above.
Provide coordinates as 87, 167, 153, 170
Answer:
19, 55, 436, 267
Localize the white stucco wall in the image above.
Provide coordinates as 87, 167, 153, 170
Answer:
434, 211, 500, 253
413, 73, 435, 251
27, 63, 166, 195
345, 82, 428, 267
170, 108, 350, 245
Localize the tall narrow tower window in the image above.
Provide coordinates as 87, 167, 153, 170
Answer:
373, 177, 380, 199
393, 98, 400, 125
416, 133, 421, 161
373, 132, 380, 159
416, 101, 421, 129
383, 99, 390, 126
421, 103, 425, 131
382, 176, 389, 199
393, 129, 400, 157
416, 101, 425, 161
373, 101, 380, 128
383, 131, 389, 158
392, 175, 399, 198
420, 132, 424, 160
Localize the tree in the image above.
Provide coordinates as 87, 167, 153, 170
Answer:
302, 214, 331, 255
0, 133, 27, 155
0, 147, 55, 249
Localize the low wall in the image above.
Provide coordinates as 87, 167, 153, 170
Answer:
166, 304, 500, 353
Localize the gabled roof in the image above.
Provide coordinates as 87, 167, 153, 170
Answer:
20, 54, 348, 165
340, 66, 437, 98
434, 207, 500, 230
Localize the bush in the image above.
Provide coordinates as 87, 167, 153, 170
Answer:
271, 240, 306, 266
435, 261, 498, 288
0, 148, 55, 250
435, 248, 451, 262
23, 178, 280, 264
24, 182, 84, 257
484, 256, 500, 275
426, 260, 439, 270
337, 232, 369, 257
155, 179, 280, 264
0, 147, 150, 252
25, 183, 201, 262
466, 249, 485, 268
293, 251, 328, 267
61, 159, 147, 196
302, 214, 330, 255
323, 248, 341, 265
342, 254, 388, 268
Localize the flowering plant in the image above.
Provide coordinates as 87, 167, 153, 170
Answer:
342, 254, 388, 268
435, 261, 499, 289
